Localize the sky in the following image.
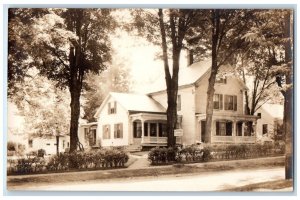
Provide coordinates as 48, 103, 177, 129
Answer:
111, 20, 188, 93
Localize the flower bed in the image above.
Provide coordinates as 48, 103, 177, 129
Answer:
7, 148, 129, 175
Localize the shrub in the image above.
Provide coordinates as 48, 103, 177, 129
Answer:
180, 145, 203, 162
47, 153, 69, 171
147, 147, 178, 164
7, 142, 16, 151
201, 147, 213, 162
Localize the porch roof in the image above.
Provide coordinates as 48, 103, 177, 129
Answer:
196, 113, 259, 122
130, 113, 167, 122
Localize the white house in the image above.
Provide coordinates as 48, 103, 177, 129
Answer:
81, 59, 259, 150
27, 134, 70, 155
255, 103, 284, 141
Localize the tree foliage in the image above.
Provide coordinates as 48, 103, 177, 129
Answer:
10, 69, 71, 137
83, 56, 131, 122
8, 8, 116, 152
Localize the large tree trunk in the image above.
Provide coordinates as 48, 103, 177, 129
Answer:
167, 51, 180, 147
158, 9, 179, 148
68, 45, 83, 153
69, 89, 81, 152
166, 82, 177, 147
205, 10, 220, 143
283, 12, 293, 180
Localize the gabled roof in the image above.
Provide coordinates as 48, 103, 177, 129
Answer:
261, 103, 283, 119
146, 59, 247, 94
94, 92, 166, 118
146, 59, 212, 94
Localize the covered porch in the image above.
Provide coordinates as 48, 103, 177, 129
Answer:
129, 113, 182, 147
196, 113, 259, 144
130, 113, 168, 146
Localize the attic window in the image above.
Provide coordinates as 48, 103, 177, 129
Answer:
216, 77, 227, 84
257, 113, 261, 118
28, 139, 33, 148
108, 101, 117, 114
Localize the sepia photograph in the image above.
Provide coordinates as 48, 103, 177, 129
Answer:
5, 4, 294, 194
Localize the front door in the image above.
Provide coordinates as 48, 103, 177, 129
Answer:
201, 120, 206, 143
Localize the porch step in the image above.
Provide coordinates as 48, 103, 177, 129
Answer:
126, 145, 142, 152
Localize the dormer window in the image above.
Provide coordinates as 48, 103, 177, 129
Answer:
108, 101, 117, 114
216, 77, 227, 84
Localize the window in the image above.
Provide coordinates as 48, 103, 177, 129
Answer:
46, 143, 51, 146
133, 121, 142, 138
144, 123, 148, 136
150, 123, 157, 137
257, 113, 261, 118
177, 95, 181, 111
108, 101, 117, 114
244, 121, 253, 136
114, 123, 123, 139
102, 124, 111, 139
236, 121, 243, 136
159, 123, 167, 137
213, 94, 223, 110
67, 142, 69, 148
224, 95, 237, 111
63, 140, 65, 148
216, 121, 232, 136
262, 124, 268, 135
216, 77, 227, 84
89, 129, 97, 146
28, 139, 33, 148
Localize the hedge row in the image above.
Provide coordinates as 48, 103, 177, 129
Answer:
148, 142, 285, 165
211, 142, 285, 160
148, 146, 212, 165
7, 148, 129, 175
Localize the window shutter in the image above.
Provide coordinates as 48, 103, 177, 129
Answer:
108, 125, 111, 139
234, 96, 237, 111
114, 124, 117, 138
120, 123, 123, 138
220, 94, 223, 110
114, 101, 117, 113
108, 102, 111, 114
224, 95, 228, 110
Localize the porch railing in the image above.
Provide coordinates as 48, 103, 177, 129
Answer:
212, 135, 256, 143
143, 137, 167, 144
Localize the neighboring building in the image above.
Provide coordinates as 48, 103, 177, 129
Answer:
27, 134, 70, 155
255, 103, 284, 141
78, 122, 98, 150
84, 59, 258, 149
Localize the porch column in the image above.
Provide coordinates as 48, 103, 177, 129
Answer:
232, 120, 236, 143
141, 120, 144, 143
252, 120, 257, 142
242, 122, 245, 137
147, 122, 150, 139
156, 123, 159, 143
130, 120, 133, 144
211, 119, 215, 143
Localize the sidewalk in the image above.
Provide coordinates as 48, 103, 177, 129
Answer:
7, 156, 285, 190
